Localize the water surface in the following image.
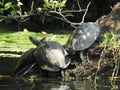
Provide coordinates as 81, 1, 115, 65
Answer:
0, 77, 120, 90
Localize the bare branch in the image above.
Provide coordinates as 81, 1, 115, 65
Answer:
30, 0, 34, 13
48, 11, 81, 28
0, 1, 91, 29
0, 14, 34, 21
81, 2, 91, 23
61, 9, 86, 13
77, 0, 81, 10
47, 2, 91, 28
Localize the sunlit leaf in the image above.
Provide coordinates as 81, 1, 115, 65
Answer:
0, 8, 4, 13
41, 31, 47, 34
44, 0, 49, 4
4, 2, 12, 10
17, 1, 23, 6
23, 28, 29, 32
0, 1, 3, 5
0, 19, 4, 22
59, 0, 67, 7
36, 7, 42, 12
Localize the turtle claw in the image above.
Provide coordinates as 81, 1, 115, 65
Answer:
15, 62, 36, 77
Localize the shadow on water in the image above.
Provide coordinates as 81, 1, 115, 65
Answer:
0, 77, 120, 90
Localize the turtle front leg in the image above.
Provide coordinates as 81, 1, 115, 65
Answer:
21, 63, 36, 77
80, 51, 84, 62
15, 63, 36, 77
61, 70, 65, 78
79, 51, 89, 62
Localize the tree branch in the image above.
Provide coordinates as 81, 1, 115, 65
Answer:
77, 0, 81, 10
81, 2, 91, 23
0, 14, 35, 21
61, 9, 86, 13
48, 11, 81, 28
47, 2, 91, 28
0, 1, 91, 28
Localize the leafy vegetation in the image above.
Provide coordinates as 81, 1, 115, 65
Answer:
0, 0, 67, 22
0, 0, 90, 29
43, 0, 67, 9
93, 31, 120, 80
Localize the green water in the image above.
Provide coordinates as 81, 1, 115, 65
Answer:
0, 77, 119, 90
0, 26, 71, 53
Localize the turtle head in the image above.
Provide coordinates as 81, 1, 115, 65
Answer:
64, 44, 75, 55
29, 36, 46, 46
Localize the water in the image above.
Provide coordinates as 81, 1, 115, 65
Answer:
0, 77, 120, 90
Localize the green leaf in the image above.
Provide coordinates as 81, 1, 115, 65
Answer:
4, 2, 12, 10
103, 32, 114, 44
23, 28, 29, 32
43, 4, 51, 9
0, 8, 4, 14
59, 0, 67, 7
17, 1, 23, 6
0, 1, 3, 5
36, 7, 42, 12
0, 19, 4, 22
61, 0, 67, 5
44, 0, 49, 4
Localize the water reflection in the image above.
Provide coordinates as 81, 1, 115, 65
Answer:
0, 77, 120, 90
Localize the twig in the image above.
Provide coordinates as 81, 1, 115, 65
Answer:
48, 11, 80, 28
47, 2, 91, 28
30, 0, 34, 13
0, 14, 34, 20
111, 56, 120, 81
94, 46, 106, 83
61, 9, 86, 13
77, 0, 81, 10
81, 2, 91, 23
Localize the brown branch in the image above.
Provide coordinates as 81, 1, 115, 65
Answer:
47, 2, 91, 28
48, 11, 81, 28
61, 9, 86, 13
81, 2, 91, 23
0, 14, 35, 20
77, 0, 81, 10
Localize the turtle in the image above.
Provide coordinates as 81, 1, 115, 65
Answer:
65, 22, 100, 62
14, 37, 48, 77
14, 48, 37, 77
29, 36, 71, 72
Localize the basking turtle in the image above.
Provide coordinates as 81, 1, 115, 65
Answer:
14, 48, 37, 77
29, 36, 71, 72
65, 22, 100, 61
14, 37, 50, 77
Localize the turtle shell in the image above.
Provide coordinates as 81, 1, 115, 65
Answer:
65, 22, 100, 51
34, 41, 71, 72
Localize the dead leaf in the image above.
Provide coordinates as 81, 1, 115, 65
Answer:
41, 31, 47, 34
